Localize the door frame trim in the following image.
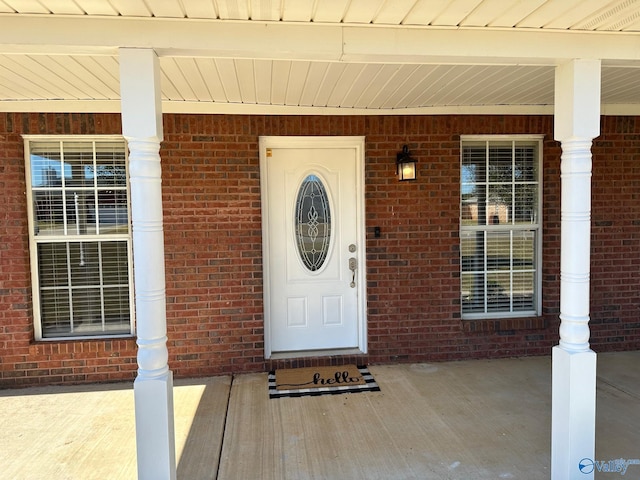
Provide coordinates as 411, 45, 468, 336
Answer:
259, 136, 367, 359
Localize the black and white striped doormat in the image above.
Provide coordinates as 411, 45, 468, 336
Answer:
268, 365, 380, 399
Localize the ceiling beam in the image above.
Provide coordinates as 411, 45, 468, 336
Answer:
342, 27, 640, 66
0, 15, 343, 60
0, 15, 639, 66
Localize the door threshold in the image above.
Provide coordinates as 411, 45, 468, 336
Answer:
270, 348, 364, 360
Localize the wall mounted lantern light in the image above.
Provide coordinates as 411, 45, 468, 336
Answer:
396, 145, 417, 181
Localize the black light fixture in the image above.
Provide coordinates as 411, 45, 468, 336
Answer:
396, 145, 417, 181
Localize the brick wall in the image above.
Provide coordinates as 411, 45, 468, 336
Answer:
1, 113, 638, 386
591, 117, 640, 349
0, 114, 138, 386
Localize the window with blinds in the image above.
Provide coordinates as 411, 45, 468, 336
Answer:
460, 136, 542, 319
25, 136, 134, 339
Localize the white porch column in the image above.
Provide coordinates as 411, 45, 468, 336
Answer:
552, 59, 601, 480
119, 48, 176, 480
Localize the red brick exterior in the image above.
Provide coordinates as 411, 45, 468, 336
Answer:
1, 113, 638, 386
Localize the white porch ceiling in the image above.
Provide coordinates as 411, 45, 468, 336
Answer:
2, 0, 639, 30
0, 0, 639, 114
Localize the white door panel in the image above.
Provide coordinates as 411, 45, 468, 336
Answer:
260, 136, 366, 356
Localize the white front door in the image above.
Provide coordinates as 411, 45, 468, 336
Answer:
260, 136, 366, 357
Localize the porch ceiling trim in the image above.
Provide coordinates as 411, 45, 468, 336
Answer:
0, 99, 557, 115
2, 99, 636, 116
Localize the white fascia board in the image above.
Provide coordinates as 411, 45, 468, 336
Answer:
0, 99, 122, 112
342, 26, 640, 65
0, 15, 343, 61
2, 98, 640, 116
1, 15, 640, 66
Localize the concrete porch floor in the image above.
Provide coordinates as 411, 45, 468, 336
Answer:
1, 351, 639, 480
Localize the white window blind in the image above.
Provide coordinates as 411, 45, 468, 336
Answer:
25, 137, 134, 339
460, 137, 542, 318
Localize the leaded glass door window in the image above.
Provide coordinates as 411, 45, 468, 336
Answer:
295, 174, 332, 272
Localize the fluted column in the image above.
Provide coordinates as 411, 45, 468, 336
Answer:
120, 48, 176, 480
552, 59, 600, 480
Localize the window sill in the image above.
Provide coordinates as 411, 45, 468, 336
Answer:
462, 316, 547, 333
35, 333, 134, 342
29, 335, 136, 355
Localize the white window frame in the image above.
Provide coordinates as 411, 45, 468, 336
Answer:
24, 135, 135, 340
460, 135, 543, 320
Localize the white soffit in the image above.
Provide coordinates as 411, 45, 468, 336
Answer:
2, 0, 639, 32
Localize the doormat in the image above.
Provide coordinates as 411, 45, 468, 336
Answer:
268, 364, 380, 399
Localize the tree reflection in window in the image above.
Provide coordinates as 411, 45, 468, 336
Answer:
295, 174, 331, 271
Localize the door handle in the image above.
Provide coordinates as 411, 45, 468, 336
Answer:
349, 257, 357, 288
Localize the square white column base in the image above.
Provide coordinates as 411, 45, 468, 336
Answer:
134, 372, 177, 480
551, 346, 597, 480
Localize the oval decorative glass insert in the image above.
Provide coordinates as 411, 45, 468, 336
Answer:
295, 174, 331, 271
